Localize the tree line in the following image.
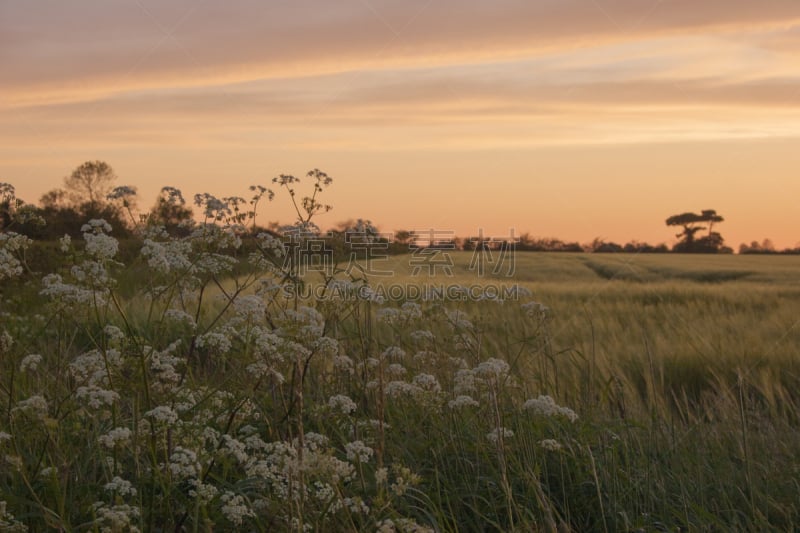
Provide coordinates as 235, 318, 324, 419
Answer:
2, 160, 798, 255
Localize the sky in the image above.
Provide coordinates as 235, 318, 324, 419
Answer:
1, 0, 800, 248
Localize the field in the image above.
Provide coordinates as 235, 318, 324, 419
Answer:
2, 234, 800, 531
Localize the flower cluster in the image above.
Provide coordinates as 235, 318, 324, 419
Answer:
523, 395, 579, 422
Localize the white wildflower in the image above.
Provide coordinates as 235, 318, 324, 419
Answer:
233, 295, 265, 321
448, 395, 479, 409
385, 381, 420, 399
195, 331, 232, 354
255, 232, 285, 257
412, 373, 441, 393
163, 309, 196, 329
92, 503, 141, 532
389, 465, 420, 496
12, 395, 48, 418
188, 479, 219, 504
376, 308, 401, 325
19, 353, 42, 372
333, 355, 354, 374
445, 309, 473, 330
328, 394, 357, 415
376, 519, 397, 533
103, 325, 125, 343
144, 405, 179, 426
84, 232, 118, 260
220, 492, 255, 526
486, 427, 514, 444
344, 496, 370, 515
76, 386, 120, 409
521, 301, 549, 319
523, 395, 578, 422
98, 427, 132, 449
0, 233, 31, 280
386, 363, 407, 378
141, 238, 192, 273
104, 476, 137, 497
539, 439, 563, 451
222, 435, 249, 464
410, 330, 435, 343
0, 331, 12, 353
169, 446, 201, 480
381, 346, 406, 361
81, 219, 112, 234
400, 302, 423, 320
345, 440, 373, 463
59, 234, 72, 252
474, 358, 510, 380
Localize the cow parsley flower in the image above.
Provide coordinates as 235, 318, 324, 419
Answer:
195, 331, 232, 354
386, 363, 407, 378
12, 395, 48, 419
19, 353, 42, 372
188, 479, 219, 504
539, 439, 563, 451
333, 355, 354, 374
104, 476, 137, 497
412, 373, 441, 393
448, 395, 479, 409
474, 358, 510, 380
163, 309, 196, 329
59, 234, 72, 252
344, 440, 373, 463
521, 301, 549, 320
81, 218, 113, 234
410, 329, 435, 343
76, 386, 120, 409
92, 503, 141, 532
486, 427, 514, 444
220, 492, 255, 525
328, 394, 357, 415
523, 395, 578, 422
98, 427, 132, 449
144, 405, 179, 426
169, 446, 201, 479
0, 331, 12, 353
381, 346, 406, 361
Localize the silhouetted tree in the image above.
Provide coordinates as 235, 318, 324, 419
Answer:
394, 230, 413, 245
666, 209, 727, 253
64, 160, 117, 207
0, 182, 16, 230
148, 187, 193, 235
40, 188, 68, 209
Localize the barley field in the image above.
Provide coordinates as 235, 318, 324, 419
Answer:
1, 232, 799, 531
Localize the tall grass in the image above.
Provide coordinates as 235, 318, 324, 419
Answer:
1, 202, 800, 530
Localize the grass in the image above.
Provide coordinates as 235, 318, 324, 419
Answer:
2, 242, 800, 531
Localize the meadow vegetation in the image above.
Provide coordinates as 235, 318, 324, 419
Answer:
1, 175, 799, 531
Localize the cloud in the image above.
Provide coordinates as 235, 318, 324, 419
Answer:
2, 0, 799, 107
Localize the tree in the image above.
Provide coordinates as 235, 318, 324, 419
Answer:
666, 209, 727, 253
149, 187, 193, 234
64, 160, 117, 207
40, 188, 68, 209
394, 230, 413, 245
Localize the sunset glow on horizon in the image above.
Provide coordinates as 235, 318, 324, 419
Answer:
2, 0, 799, 248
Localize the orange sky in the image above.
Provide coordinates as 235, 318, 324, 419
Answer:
1, 0, 799, 248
